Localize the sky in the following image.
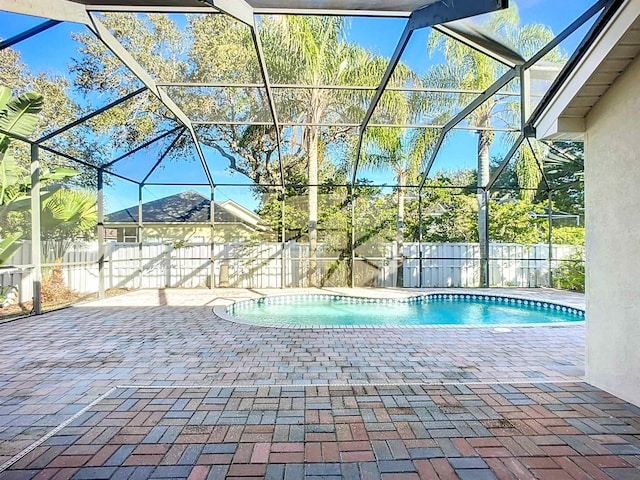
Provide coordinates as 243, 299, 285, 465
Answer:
0, 0, 597, 213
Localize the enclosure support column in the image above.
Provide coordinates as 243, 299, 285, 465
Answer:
548, 189, 553, 287
97, 169, 105, 299
280, 191, 286, 289
479, 189, 490, 287
138, 185, 144, 289
418, 188, 423, 288
210, 186, 215, 289
520, 66, 531, 130
350, 186, 356, 288
30, 144, 42, 315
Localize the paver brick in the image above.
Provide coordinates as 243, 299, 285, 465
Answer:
226, 464, 266, 476
0, 289, 638, 480
341, 450, 376, 462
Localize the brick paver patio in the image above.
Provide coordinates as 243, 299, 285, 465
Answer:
0, 288, 638, 479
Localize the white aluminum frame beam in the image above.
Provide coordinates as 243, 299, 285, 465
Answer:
194, 121, 517, 131
524, 0, 609, 69
418, 68, 517, 189
102, 126, 182, 169
0, 0, 90, 24
252, 25, 286, 190
0, 1, 215, 187
204, 0, 286, 190
530, 0, 624, 137
85, 14, 188, 126
38, 87, 148, 143
351, 0, 508, 185
433, 23, 524, 68
85, 12, 215, 187
86, 6, 219, 13
158, 82, 520, 96
485, 134, 524, 190
208, 0, 253, 27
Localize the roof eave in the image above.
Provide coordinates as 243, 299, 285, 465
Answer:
534, 0, 637, 141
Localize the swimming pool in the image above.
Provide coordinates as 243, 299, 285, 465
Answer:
223, 293, 584, 328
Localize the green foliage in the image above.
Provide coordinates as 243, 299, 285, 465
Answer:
0, 233, 22, 266
535, 141, 584, 219
41, 188, 98, 261
0, 84, 94, 265
425, 5, 562, 195
0, 48, 76, 137
419, 191, 478, 242
489, 200, 546, 243
0, 85, 43, 264
258, 168, 582, 248
416, 171, 477, 242
259, 185, 354, 245
0, 153, 20, 206
552, 226, 585, 246
1, 46, 91, 187
514, 142, 543, 202
553, 252, 585, 292
0, 90, 44, 149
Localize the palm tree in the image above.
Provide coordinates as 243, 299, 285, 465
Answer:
262, 16, 403, 286
361, 125, 440, 287
426, 5, 557, 284
40, 188, 97, 262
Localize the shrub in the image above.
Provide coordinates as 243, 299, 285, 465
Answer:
553, 252, 585, 292
41, 264, 75, 305
552, 226, 585, 246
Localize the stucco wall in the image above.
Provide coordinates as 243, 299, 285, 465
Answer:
106, 224, 259, 243
585, 54, 640, 406
140, 225, 255, 243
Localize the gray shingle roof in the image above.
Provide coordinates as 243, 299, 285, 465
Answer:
106, 190, 248, 224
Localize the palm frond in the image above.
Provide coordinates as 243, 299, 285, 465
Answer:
0, 90, 44, 151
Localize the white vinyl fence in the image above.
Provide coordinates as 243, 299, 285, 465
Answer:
1, 240, 582, 301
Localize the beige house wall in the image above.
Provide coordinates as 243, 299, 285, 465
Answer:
585, 54, 640, 406
107, 223, 258, 243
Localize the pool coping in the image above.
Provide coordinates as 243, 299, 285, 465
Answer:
213, 291, 585, 330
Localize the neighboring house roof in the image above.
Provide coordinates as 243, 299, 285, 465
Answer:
106, 190, 262, 228
534, 0, 640, 140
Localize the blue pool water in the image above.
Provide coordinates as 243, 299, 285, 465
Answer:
228, 294, 584, 327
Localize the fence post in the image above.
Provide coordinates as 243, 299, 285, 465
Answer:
210, 186, 216, 289
30, 144, 42, 314
138, 184, 144, 288
97, 169, 105, 298
418, 188, 423, 288
350, 185, 356, 288
548, 189, 553, 287
479, 189, 490, 287
280, 191, 286, 288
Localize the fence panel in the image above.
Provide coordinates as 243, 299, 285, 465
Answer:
107, 243, 140, 289
171, 244, 211, 288
415, 243, 480, 288
3, 242, 33, 302
60, 243, 99, 292
214, 242, 283, 288
1, 240, 584, 304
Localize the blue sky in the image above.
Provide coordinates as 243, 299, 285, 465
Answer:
0, 0, 596, 213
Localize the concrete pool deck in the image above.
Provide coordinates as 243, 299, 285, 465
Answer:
0, 288, 638, 479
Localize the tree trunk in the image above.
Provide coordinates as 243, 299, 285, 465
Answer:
396, 171, 406, 288
307, 123, 319, 287
477, 131, 491, 287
